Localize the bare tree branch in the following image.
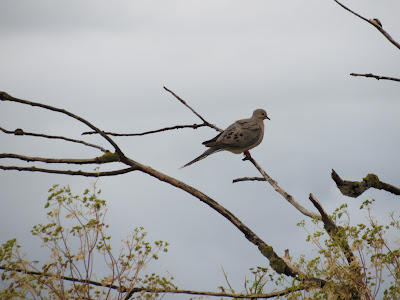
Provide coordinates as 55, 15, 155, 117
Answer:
233, 176, 266, 183
125, 286, 298, 299
122, 156, 316, 281
350, 73, 400, 82
0, 165, 136, 177
238, 156, 321, 220
0, 265, 300, 299
163, 86, 223, 133
331, 169, 400, 198
0, 127, 109, 153
0, 153, 114, 165
333, 0, 400, 50
82, 123, 208, 136
0, 91, 125, 159
308, 193, 356, 265
0, 91, 326, 286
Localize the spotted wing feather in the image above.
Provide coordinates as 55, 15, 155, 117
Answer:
204, 120, 261, 150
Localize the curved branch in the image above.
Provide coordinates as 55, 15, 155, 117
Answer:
0, 165, 136, 177
0, 127, 109, 153
331, 169, 400, 198
0, 92, 125, 159
121, 157, 323, 284
333, 0, 400, 50
81, 123, 208, 136
350, 73, 400, 82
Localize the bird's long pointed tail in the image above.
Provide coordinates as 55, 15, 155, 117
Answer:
180, 148, 219, 169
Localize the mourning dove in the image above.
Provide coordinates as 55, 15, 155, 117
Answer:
181, 109, 270, 168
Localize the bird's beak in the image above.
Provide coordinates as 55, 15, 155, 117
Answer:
266, 116, 270, 120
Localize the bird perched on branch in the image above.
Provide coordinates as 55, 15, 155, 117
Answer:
181, 109, 270, 168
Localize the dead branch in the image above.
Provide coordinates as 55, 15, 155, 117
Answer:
350, 73, 400, 82
233, 176, 265, 183
0, 165, 136, 177
331, 169, 400, 198
163, 86, 223, 133
0, 127, 109, 153
82, 123, 208, 136
124, 286, 297, 299
0, 153, 113, 165
123, 156, 310, 280
0, 265, 298, 299
309, 193, 356, 265
0, 91, 319, 284
82, 86, 222, 136
333, 0, 400, 50
0, 91, 125, 159
239, 156, 322, 220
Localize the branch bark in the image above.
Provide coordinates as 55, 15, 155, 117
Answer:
350, 73, 400, 83
331, 169, 400, 198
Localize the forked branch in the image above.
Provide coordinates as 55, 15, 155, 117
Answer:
236, 157, 321, 220
1, 91, 320, 285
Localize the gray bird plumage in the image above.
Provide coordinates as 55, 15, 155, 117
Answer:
181, 109, 270, 168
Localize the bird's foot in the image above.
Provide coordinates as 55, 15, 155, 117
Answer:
242, 150, 252, 161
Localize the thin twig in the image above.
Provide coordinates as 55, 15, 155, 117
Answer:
82, 123, 208, 136
0, 153, 112, 165
0, 165, 136, 177
233, 176, 265, 183
0, 127, 109, 153
163, 86, 223, 132
350, 73, 400, 82
333, 0, 400, 50
0, 91, 125, 159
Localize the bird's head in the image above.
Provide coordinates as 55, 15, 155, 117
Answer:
253, 109, 270, 120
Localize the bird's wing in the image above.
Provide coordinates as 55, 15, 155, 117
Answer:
205, 119, 262, 150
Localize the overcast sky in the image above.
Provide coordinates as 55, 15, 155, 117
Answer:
1, 0, 400, 298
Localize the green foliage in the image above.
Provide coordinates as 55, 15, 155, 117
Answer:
293, 200, 400, 299
0, 184, 175, 299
